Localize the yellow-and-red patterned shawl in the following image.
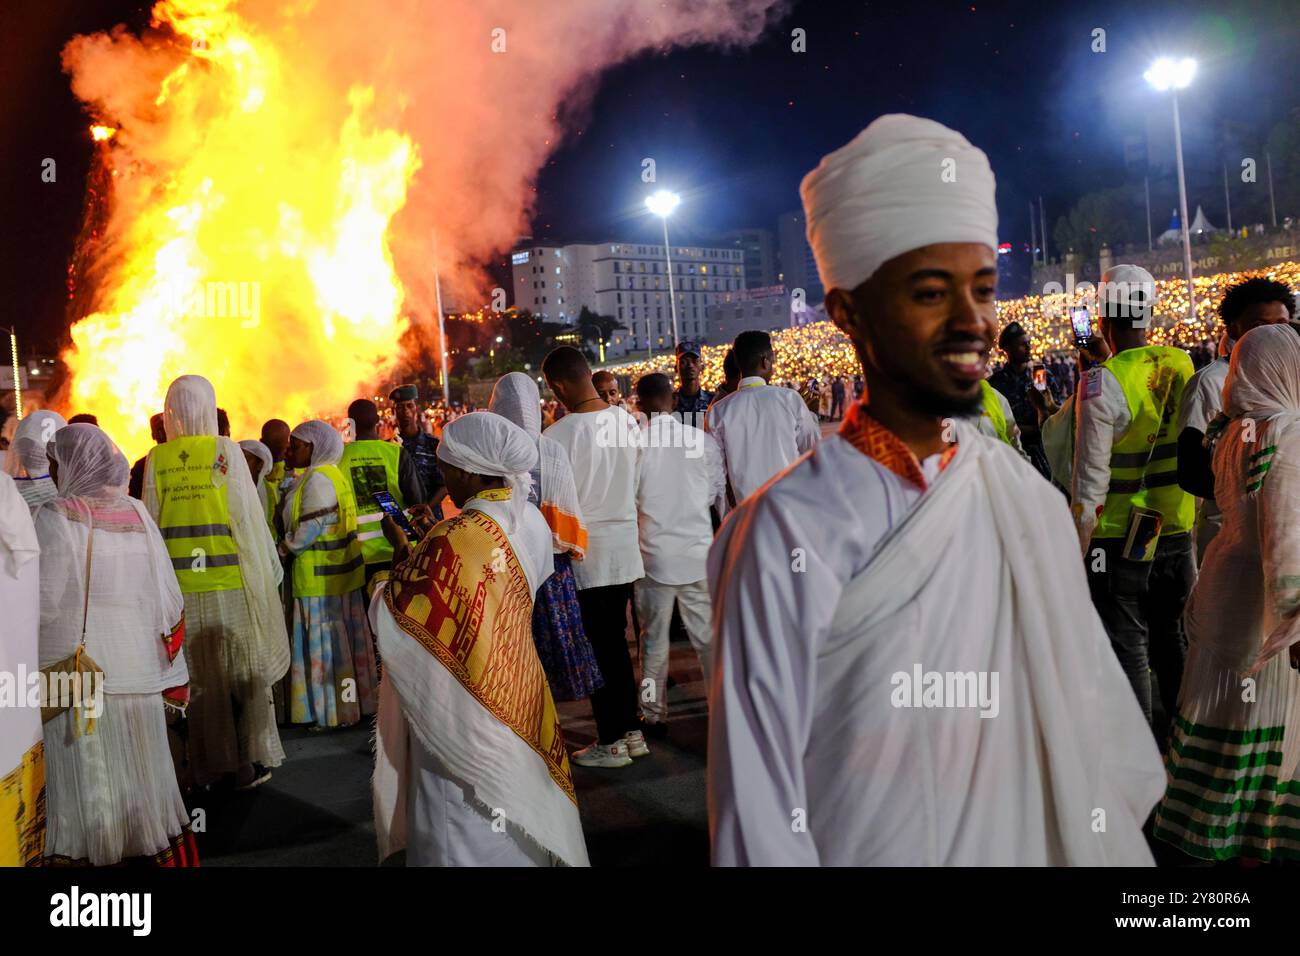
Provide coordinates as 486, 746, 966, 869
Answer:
383, 507, 574, 803
0, 742, 45, 866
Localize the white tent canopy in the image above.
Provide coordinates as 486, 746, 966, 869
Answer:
1158, 204, 1217, 245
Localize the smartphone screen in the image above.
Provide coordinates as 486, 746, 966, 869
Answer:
373, 491, 416, 538
1069, 307, 1093, 348
1032, 366, 1047, 391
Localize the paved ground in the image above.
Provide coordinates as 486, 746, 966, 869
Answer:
191, 636, 710, 867
193, 423, 839, 867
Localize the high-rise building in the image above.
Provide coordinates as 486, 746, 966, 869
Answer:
777, 211, 824, 307
510, 240, 747, 358
716, 228, 777, 291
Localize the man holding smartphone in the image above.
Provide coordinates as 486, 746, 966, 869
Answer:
341, 398, 425, 587
987, 320, 1062, 479
1070, 264, 1196, 740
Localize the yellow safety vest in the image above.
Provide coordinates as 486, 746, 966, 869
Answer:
339, 439, 403, 565
979, 380, 1014, 447
1094, 346, 1196, 539
151, 436, 244, 593
289, 464, 365, 597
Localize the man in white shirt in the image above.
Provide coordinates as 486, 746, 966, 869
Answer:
631, 373, 725, 734
705, 330, 820, 506
708, 114, 1163, 866
542, 346, 647, 769
1070, 265, 1198, 733
1176, 277, 1295, 563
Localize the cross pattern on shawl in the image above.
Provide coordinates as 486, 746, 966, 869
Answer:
385, 509, 574, 802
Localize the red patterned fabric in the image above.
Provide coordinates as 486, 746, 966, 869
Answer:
161, 614, 189, 708
839, 402, 958, 490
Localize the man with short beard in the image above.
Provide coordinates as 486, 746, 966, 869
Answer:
389, 384, 445, 514
671, 341, 713, 429
707, 114, 1163, 867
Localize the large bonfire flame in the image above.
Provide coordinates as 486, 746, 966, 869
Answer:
60, 0, 785, 458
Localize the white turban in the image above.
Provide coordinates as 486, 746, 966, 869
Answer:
437, 412, 538, 532
800, 114, 998, 292
290, 420, 344, 468
12, 410, 67, 477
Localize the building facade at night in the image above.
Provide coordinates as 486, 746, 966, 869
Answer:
702, 285, 817, 347
777, 210, 825, 308
716, 228, 778, 291
510, 240, 747, 357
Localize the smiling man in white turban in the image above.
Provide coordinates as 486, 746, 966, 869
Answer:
371, 412, 588, 867
707, 114, 1165, 866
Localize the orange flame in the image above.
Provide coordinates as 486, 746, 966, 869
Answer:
58, 0, 788, 459
89, 125, 116, 141
62, 0, 418, 458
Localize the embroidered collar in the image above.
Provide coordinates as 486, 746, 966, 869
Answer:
737, 376, 766, 390
470, 487, 512, 503
839, 402, 958, 491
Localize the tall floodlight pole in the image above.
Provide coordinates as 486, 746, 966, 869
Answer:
1266, 152, 1278, 228
1144, 175, 1153, 250
1039, 197, 1048, 265
1146, 56, 1198, 321
645, 189, 682, 354
431, 231, 451, 407
1029, 202, 1038, 265
1223, 163, 1233, 233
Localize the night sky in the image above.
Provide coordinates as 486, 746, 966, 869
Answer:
3, 0, 1297, 352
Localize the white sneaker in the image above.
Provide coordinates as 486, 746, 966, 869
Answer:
623, 729, 649, 758
572, 740, 633, 768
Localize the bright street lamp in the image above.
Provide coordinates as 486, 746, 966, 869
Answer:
645, 189, 681, 354
1143, 57, 1196, 92
1145, 56, 1198, 320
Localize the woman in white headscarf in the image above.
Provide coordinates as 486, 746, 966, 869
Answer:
489, 373, 602, 701
143, 375, 287, 790
238, 438, 276, 537
278, 420, 377, 729
371, 412, 586, 867
36, 424, 196, 865
10, 410, 66, 512
1154, 324, 1300, 863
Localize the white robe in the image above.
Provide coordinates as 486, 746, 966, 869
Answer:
0, 473, 42, 864
705, 377, 821, 504
371, 495, 586, 867
708, 420, 1165, 865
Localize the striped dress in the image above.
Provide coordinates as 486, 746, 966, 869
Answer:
1154, 418, 1300, 861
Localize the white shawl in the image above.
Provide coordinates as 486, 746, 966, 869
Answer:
829, 421, 1164, 864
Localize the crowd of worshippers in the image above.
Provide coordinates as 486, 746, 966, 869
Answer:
3, 114, 1300, 869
